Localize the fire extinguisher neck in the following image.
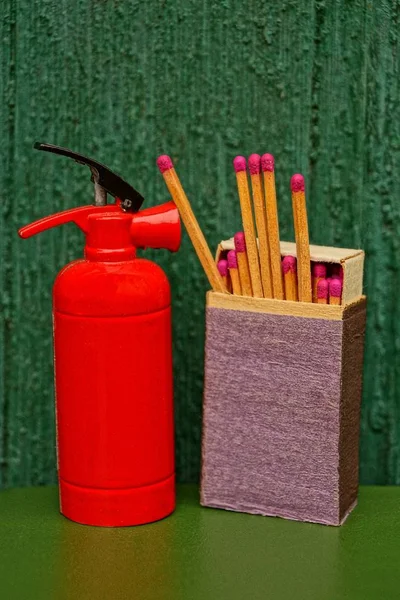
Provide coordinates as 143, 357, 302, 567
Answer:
84, 246, 136, 262
84, 213, 136, 262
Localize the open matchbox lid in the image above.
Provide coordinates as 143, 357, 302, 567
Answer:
216, 238, 365, 306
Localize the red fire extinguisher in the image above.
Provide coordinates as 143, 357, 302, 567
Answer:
18, 143, 181, 527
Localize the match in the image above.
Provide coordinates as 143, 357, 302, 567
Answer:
261, 154, 284, 300
234, 232, 253, 297
291, 174, 312, 302
317, 278, 329, 304
248, 153, 272, 298
217, 259, 231, 293
312, 263, 327, 303
329, 278, 342, 305
227, 250, 242, 295
331, 264, 343, 281
282, 255, 298, 302
157, 155, 226, 294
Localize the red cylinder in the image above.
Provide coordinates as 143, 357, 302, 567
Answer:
52, 214, 175, 526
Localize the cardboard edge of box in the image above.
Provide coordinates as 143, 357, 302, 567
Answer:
206, 291, 367, 321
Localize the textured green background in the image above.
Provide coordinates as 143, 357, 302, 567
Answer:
0, 0, 399, 488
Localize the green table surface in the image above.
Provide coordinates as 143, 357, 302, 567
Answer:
0, 485, 399, 600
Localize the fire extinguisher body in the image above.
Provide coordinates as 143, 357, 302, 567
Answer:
53, 257, 175, 527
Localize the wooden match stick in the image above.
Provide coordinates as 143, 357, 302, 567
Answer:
157, 155, 226, 294
291, 174, 312, 302
233, 156, 263, 298
329, 278, 342, 305
317, 278, 328, 304
217, 259, 231, 293
234, 232, 253, 297
227, 250, 242, 295
282, 255, 298, 301
248, 154, 272, 298
261, 154, 284, 300
312, 263, 327, 303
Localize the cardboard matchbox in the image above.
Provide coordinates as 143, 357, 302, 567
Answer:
200, 242, 366, 526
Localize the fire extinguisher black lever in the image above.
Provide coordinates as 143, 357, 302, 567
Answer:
34, 142, 145, 213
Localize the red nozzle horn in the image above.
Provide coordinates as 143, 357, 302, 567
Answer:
131, 201, 181, 252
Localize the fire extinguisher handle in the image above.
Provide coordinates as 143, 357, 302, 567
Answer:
18, 204, 121, 239
34, 142, 145, 213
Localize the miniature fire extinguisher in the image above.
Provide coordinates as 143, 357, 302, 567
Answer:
18, 143, 181, 527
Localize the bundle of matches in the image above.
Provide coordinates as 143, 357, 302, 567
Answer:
312, 262, 343, 305
222, 155, 345, 305
156, 153, 346, 307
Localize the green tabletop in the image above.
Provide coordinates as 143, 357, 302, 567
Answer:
0, 485, 399, 599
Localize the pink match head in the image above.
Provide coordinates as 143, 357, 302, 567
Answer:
282, 255, 297, 274
217, 259, 228, 277
233, 156, 247, 173
261, 154, 274, 172
248, 154, 261, 175
156, 155, 174, 173
317, 278, 329, 299
331, 264, 343, 280
234, 231, 246, 253
291, 174, 305, 192
227, 250, 238, 269
329, 278, 342, 298
312, 263, 327, 278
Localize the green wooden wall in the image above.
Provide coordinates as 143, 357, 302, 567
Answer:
1, 0, 399, 487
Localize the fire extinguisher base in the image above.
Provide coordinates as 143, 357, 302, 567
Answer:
59, 474, 175, 527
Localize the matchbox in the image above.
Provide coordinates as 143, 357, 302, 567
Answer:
201, 244, 366, 526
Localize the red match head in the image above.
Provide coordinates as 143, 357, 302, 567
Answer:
227, 250, 238, 269
291, 174, 305, 193
317, 278, 329, 299
217, 259, 228, 277
233, 156, 247, 173
156, 155, 174, 173
234, 231, 246, 253
261, 154, 274, 172
312, 263, 327, 278
329, 278, 342, 298
248, 154, 261, 175
331, 264, 343, 280
282, 255, 297, 274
